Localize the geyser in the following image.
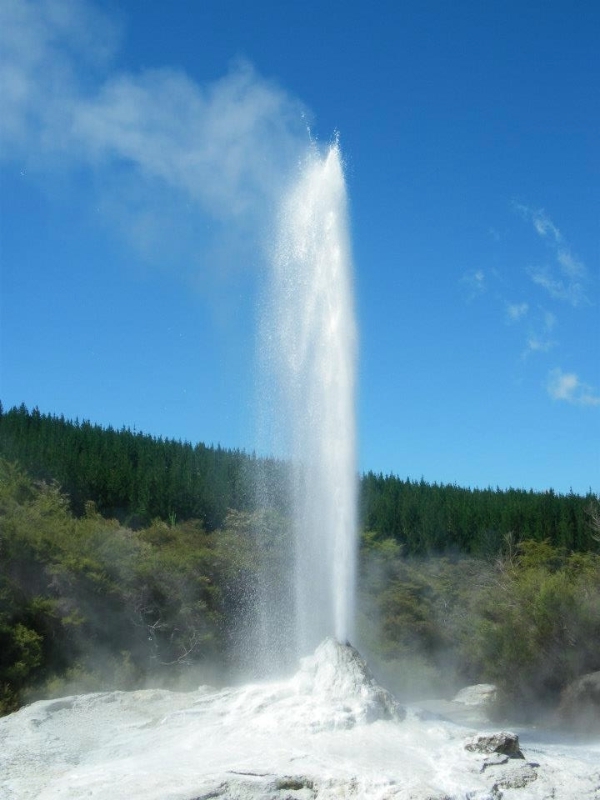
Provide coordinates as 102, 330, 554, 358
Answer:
2, 146, 598, 800
259, 141, 358, 660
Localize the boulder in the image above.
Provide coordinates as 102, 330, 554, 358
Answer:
453, 684, 497, 708
558, 670, 600, 733
464, 731, 524, 759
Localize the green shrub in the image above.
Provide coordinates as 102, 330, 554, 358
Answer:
469, 541, 600, 717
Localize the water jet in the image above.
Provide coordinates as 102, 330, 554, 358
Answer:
257, 141, 358, 664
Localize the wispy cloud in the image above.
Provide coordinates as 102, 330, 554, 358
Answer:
528, 267, 587, 307
71, 64, 308, 221
524, 207, 562, 243
556, 248, 585, 279
503, 298, 558, 358
461, 269, 486, 300
517, 204, 590, 307
522, 310, 556, 358
506, 302, 528, 322
0, 0, 119, 155
547, 368, 600, 407
0, 0, 310, 272
525, 333, 554, 355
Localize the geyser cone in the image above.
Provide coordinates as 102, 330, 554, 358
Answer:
294, 639, 405, 726
258, 141, 358, 663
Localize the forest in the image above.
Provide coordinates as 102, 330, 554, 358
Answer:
1, 403, 599, 724
1, 403, 595, 554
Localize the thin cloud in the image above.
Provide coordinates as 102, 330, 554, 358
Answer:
506, 302, 528, 322
556, 247, 585, 279
72, 64, 308, 221
0, 0, 119, 156
517, 204, 589, 307
515, 204, 562, 244
522, 310, 556, 358
525, 334, 554, 355
461, 269, 486, 300
529, 208, 562, 244
547, 368, 600, 407
528, 267, 587, 307
500, 294, 556, 360
0, 0, 311, 272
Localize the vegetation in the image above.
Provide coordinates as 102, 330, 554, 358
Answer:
0, 403, 598, 721
0, 458, 224, 712
1, 404, 595, 553
0, 402, 287, 528
469, 539, 600, 716
358, 534, 600, 718
361, 471, 595, 555
0, 457, 293, 712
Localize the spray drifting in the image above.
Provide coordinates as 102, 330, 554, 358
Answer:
261, 141, 358, 658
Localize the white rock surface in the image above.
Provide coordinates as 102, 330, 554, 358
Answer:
454, 684, 498, 707
1, 639, 598, 799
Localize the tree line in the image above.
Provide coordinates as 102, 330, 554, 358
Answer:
360, 471, 596, 555
0, 403, 287, 530
1, 403, 596, 555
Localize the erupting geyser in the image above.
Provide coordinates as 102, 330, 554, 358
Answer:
2, 140, 598, 800
261, 141, 358, 658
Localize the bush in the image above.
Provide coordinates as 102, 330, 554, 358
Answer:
469, 541, 600, 718
358, 537, 493, 699
0, 459, 229, 712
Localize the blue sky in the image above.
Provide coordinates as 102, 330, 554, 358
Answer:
1, 0, 598, 495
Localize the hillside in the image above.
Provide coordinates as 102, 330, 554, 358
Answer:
1, 403, 596, 554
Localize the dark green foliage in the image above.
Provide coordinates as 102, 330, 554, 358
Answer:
358, 536, 495, 699
469, 541, 600, 717
1, 405, 595, 554
361, 471, 596, 555
358, 534, 600, 717
0, 459, 227, 713
0, 404, 285, 528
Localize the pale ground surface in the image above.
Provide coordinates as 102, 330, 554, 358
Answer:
1, 640, 598, 800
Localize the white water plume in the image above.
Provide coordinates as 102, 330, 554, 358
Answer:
259, 141, 358, 660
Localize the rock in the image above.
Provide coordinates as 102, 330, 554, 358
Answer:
480, 754, 509, 771
464, 731, 524, 759
453, 684, 497, 707
493, 763, 538, 790
558, 670, 600, 734
273, 775, 316, 798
